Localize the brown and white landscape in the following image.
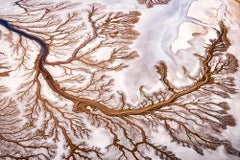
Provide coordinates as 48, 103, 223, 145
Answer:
0, 0, 240, 159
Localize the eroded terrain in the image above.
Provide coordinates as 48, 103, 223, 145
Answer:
0, 0, 240, 159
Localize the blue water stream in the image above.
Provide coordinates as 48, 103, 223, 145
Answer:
0, 19, 48, 70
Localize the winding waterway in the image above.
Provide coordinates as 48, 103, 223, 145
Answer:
0, 18, 226, 116
0, 19, 48, 65
0, 19, 79, 102
0, 19, 114, 114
